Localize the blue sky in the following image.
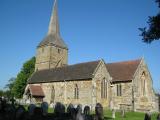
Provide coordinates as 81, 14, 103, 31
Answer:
0, 0, 159, 91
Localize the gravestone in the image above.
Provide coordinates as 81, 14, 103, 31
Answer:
15, 105, 26, 120
144, 113, 151, 120
54, 102, 65, 117
121, 109, 125, 118
41, 102, 48, 116
95, 103, 103, 120
67, 103, 74, 114
157, 113, 160, 120
84, 106, 90, 115
112, 109, 115, 119
28, 104, 36, 116
4, 104, 16, 120
76, 104, 84, 120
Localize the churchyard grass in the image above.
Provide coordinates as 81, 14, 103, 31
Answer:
102, 109, 157, 120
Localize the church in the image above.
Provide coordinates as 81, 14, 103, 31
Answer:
24, 0, 158, 112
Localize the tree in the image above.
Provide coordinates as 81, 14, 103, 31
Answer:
12, 57, 35, 98
0, 90, 4, 97
139, 0, 160, 43
4, 77, 16, 98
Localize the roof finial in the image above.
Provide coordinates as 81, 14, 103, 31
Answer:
48, 0, 60, 35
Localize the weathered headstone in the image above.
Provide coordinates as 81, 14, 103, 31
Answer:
28, 104, 36, 116
76, 104, 84, 120
15, 105, 26, 120
121, 109, 125, 118
54, 102, 65, 117
41, 102, 48, 116
157, 113, 160, 120
67, 103, 74, 114
95, 103, 103, 120
112, 109, 115, 119
84, 106, 90, 115
4, 104, 16, 120
144, 112, 151, 120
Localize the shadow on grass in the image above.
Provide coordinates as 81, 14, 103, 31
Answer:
104, 116, 113, 120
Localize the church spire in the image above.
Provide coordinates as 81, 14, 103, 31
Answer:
38, 0, 68, 49
48, 0, 59, 35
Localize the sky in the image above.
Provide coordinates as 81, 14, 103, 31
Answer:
0, 0, 159, 91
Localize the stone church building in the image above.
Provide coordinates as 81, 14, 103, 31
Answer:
24, 0, 158, 112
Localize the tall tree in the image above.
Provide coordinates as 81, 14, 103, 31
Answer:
0, 90, 3, 97
139, 0, 160, 43
4, 77, 16, 98
12, 57, 35, 98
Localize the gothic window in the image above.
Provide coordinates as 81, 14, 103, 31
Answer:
117, 84, 122, 96
101, 78, 108, 99
141, 72, 146, 96
74, 84, 79, 99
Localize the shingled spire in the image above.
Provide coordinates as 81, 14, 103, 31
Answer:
38, 0, 68, 49
48, 0, 59, 35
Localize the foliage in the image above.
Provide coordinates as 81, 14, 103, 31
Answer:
0, 90, 4, 97
139, 0, 160, 43
12, 57, 35, 98
4, 77, 16, 98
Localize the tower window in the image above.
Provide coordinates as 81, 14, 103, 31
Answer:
74, 84, 79, 99
101, 78, 108, 99
117, 84, 122, 96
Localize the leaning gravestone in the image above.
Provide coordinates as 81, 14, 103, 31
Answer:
41, 102, 48, 116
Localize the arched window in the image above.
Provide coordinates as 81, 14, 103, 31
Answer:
101, 78, 108, 99
141, 72, 146, 96
74, 84, 79, 99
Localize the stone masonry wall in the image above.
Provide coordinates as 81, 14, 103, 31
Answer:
41, 80, 92, 107
112, 82, 133, 110
92, 60, 111, 108
133, 60, 158, 112
35, 45, 68, 71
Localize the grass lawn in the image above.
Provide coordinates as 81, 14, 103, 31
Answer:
30, 106, 158, 120
103, 109, 157, 120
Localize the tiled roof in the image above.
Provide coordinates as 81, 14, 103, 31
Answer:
29, 85, 45, 97
106, 59, 141, 82
28, 60, 100, 84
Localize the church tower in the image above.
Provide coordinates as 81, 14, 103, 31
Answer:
35, 0, 68, 71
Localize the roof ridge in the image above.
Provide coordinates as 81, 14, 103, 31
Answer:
35, 59, 101, 72
106, 58, 141, 65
